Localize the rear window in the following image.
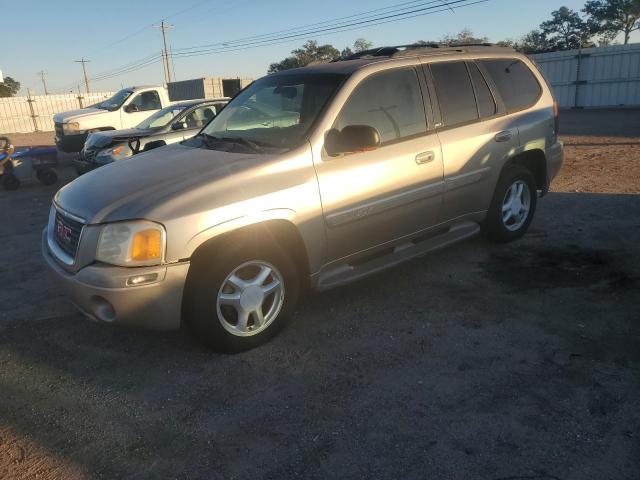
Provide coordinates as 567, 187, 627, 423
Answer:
430, 61, 478, 127
480, 59, 541, 113
468, 62, 496, 118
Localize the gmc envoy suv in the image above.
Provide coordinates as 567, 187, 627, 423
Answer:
43, 44, 563, 352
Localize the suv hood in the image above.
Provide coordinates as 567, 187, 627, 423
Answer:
55, 143, 276, 223
53, 108, 108, 123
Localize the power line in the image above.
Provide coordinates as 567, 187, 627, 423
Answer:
175, 0, 446, 52
172, 0, 487, 59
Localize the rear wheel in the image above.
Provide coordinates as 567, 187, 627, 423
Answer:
37, 168, 58, 185
184, 237, 300, 353
482, 164, 537, 242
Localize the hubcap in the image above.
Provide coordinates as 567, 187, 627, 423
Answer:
216, 260, 285, 337
501, 180, 531, 231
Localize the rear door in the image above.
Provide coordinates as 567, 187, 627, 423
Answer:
313, 67, 444, 261
426, 60, 519, 222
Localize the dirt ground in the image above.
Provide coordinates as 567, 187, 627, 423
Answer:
0, 110, 638, 479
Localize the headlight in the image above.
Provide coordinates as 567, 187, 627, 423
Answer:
62, 122, 82, 135
96, 145, 131, 159
96, 221, 165, 266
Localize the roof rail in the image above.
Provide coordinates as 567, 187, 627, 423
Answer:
334, 43, 515, 62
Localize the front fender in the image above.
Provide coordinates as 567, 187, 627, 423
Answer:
183, 208, 297, 259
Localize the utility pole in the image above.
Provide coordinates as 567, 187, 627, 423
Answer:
153, 21, 174, 83
75, 58, 91, 93
38, 70, 49, 95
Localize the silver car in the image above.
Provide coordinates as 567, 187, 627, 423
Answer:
74, 99, 228, 174
43, 44, 563, 352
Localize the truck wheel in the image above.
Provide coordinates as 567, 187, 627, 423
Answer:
184, 237, 300, 353
38, 168, 58, 186
482, 164, 537, 243
2, 173, 20, 190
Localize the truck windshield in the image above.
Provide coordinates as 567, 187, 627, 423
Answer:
200, 73, 346, 152
96, 90, 133, 111
136, 105, 187, 129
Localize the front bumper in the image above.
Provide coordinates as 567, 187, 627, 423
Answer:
55, 132, 88, 153
42, 229, 189, 330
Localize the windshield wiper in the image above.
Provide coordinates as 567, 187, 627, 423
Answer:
200, 134, 263, 153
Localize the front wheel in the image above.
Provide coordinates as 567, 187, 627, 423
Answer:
482, 165, 537, 242
184, 238, 300, 353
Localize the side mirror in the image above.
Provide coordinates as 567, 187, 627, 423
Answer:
124, 104, 139, 113
171, 121, 187, 131
143, 140, 166, 151
324, 125, 381, 156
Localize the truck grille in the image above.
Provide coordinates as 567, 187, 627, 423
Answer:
54, 211, 83, 259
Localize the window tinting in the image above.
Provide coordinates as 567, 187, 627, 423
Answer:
480, 59, 541, 112
430, 61, 478, 127
130, 91, 162, 111
334, 68, 426, 144
468, 62, 496, 118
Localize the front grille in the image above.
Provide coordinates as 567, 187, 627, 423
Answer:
54, 211, 83, 259
54, 122, 64, 138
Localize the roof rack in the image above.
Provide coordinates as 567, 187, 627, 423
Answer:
334, 43, 514, 62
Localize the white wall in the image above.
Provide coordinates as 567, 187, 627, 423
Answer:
531, 43, 640, 108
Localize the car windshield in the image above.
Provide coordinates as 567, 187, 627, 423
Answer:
136, 105, 188, 129
200, 73, 346, 152
96, 89, 133, 111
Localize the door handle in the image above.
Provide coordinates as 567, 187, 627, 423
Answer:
495, 130, 513, 143
415, 151, 435, 165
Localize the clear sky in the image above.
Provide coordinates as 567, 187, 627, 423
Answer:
3, 0, 638, 95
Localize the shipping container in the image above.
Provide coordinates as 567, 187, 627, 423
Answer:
167, 77, 253, 101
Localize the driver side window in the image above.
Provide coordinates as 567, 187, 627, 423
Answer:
334, 68, 427, 145
129, 91, 162, 112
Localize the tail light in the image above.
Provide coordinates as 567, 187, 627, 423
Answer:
552, 101, 559, 141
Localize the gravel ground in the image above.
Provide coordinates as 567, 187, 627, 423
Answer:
0, 110, 639, 479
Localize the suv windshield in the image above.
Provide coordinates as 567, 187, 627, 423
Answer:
136, 105, 187, 129
96, 89, 133, 111
200, 73, 346, 152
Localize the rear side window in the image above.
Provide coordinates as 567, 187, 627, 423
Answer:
480, 59, 541, 113
468, 63, 496, 118
430, 61, 478, 127
335, 68, 427, 144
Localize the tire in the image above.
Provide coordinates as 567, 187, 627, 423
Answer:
482, 164, 537, 242
184, 235, 300, 353
2, 173, 20, 190
38, 168, 58, 186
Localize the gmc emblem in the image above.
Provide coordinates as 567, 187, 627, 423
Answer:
56, 220, 72, 244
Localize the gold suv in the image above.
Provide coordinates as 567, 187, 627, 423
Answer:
43, 44, 563, 352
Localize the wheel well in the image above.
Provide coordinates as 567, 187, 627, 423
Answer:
187, 220, 311, 289
505, 150, 547, 192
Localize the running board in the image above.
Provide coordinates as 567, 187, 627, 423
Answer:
316, 221, 480, 291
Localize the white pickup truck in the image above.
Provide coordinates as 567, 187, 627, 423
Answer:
53, 85, 173, 153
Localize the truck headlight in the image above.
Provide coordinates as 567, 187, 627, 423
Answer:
62, 122, 83, 135
96, 221, 165, 266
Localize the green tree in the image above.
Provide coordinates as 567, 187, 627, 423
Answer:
268, 40, 341, 73
441, 28, 489, 45
584, 0, 640, 44
515, 30, 553, 53
0, 76, 20, 97
353, 38, 373, 52
540, 6, 596, 50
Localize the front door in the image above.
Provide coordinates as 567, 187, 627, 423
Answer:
121, 90, 162, 127
314, 67, 444, 261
